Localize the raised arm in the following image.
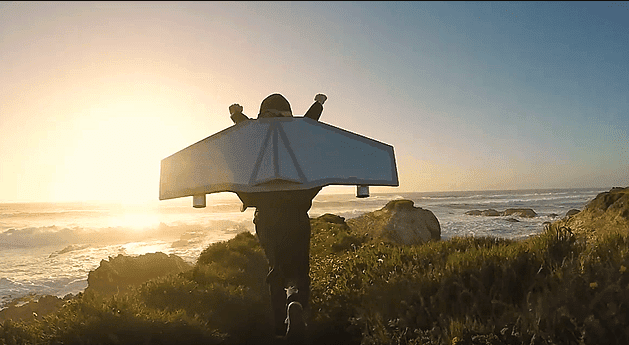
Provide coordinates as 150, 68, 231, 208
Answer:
303, 94, 327, 121
229, 103, 250, 124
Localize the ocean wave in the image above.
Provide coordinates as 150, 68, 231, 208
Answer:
442, 193, 596, 207
0, 210, 105, 219
0, 220, 252, 249
49, 244, 91, 257
0, 276, 88, 305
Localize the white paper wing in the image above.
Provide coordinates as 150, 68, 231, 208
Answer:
159, 117, 398, 200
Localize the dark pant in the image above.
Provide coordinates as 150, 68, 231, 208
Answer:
254, 206, 311, 335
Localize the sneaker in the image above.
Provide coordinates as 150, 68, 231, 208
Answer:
285, 301, 306, 343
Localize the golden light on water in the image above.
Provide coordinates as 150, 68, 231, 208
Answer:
108, 209, 161, 230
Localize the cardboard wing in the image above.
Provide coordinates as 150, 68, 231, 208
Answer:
159, 117, 398, 200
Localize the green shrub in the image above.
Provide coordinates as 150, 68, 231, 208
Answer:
35, 290, 224, 345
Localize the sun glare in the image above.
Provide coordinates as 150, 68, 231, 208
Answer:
109, 209, 162, 230
52, 97, 190, 203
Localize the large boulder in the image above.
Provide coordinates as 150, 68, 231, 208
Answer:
86, 252, 192, 296
346, 199, 440, 245
553, 187, 629, 240
584, 187, 629, 217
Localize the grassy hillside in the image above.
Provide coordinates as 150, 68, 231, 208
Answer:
2, 214, 629, 344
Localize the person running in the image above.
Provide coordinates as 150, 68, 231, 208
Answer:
229, 93, 327, 341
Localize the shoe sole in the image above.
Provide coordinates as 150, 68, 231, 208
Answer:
285, 301, 306, 342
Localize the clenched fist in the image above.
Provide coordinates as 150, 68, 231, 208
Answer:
229, 103, 244, 115
314, 94, 327, 105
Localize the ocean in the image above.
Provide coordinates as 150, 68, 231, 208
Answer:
0, 187, 606, 306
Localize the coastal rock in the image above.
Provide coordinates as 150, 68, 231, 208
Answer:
553, 187, 629, 240
465, 210, 483, 216
482, 209, 501, 216
316, 213, 347, 225
347, 199, 440, 245
565, 209, 581, 217
465, 208, 537, 218
585, 188, 629, 216
310, 214, 367, 255
49, 244, 90, 258
0, 294, 70, 322
86, 252, 192, 296
502, 208, 537, 218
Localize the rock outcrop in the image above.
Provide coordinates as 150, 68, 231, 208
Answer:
0, 253, 192, 321
554, 187, 629, 240
309, 214, 368, 256
482, 209, 501, 216
503, 208, 537, 218
86, 252, 192, 296
315, 213, 347, 225
0, 294, 71, 322
465, 208, 538, 218
565, 209, 581, 217
347, 199, 440, 245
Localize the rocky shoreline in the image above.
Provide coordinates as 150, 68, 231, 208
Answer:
0, 252, 191, 322
4, 188, 627, 321
2, 187, 628, 344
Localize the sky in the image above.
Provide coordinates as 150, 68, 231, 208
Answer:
1, 1, 628, 203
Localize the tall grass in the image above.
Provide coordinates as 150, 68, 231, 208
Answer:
2, 219, 628, 344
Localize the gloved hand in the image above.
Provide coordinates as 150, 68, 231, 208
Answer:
304, 94, 327, 120
314, 94, 327, 105
229, 104, 244, 115
229, 104, 249, 124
